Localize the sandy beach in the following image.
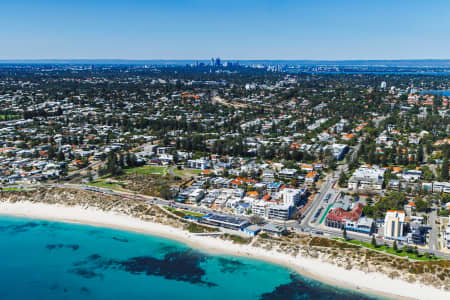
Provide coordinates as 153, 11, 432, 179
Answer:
0, 201, 448, 300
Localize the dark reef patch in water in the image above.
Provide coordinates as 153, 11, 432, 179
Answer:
46, 244, 79, 251
259, 274, 377, 300
0, 221, 40, 233
112, 236, 129, 243
217, 258, 246, 274
88, 254, 101, 260
157, 244, 180, 254
69, 267, 104, 279
72, 250, 216, 287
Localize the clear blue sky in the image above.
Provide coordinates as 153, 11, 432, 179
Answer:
1, 0, 450, 60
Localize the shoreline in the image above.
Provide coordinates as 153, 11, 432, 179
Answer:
0, 201, 448, 300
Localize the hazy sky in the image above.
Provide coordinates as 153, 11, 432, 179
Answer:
1, 0, 450, 60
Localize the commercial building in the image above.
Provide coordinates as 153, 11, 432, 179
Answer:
345, 217, 374, 234
199, 214, 249, 230
325, 203, 364, 229
261, 223, 288, 236
348, 165, 385, 190
407, 222, 427, 245
243, 225, 261, 236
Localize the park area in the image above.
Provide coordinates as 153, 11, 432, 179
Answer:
335, 238, 442, 261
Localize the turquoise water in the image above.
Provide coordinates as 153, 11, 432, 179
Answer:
0, 215, 384, 300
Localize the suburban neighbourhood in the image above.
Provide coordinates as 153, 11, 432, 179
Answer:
0, 63, 449, 260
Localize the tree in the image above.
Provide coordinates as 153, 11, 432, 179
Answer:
393, 240, 398, 251
371, 235, 377, 248
414, 197, 429, 212
56, 151, 65, 162
159, 184, 173, 200
48, 146, 56, 160
441, 158, 449, 181
249, 215, 264, 225
103, 152, 123, 176
338, 172, 347, 187
328, 159, 337, 170
343, 227, 347, 240
417, 147, 424, 163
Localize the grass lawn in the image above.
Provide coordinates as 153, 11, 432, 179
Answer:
335, 238, 442, 261
124, 165, 169, 176
164, 206, 206, 218
0, 187, 32, 191
173, 168, 202, 177
0, 114, 21, 120
87, 178, 128, 191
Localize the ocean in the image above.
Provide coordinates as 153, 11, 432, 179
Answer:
0, 215, 384, 300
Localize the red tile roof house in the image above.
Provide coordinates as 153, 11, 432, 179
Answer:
325, 203, 364, 229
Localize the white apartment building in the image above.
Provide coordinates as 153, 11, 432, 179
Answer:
384, 210, 405, 240
187, 159, 209, 170
348, 165, 385, 190
282, 188, 303, 206
250, 188, 305, 221
432, 181, 450, 194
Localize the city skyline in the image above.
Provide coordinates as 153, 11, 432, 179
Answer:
2, 0, 450, 60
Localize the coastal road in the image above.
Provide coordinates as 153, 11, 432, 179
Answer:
428, 209, 439, 251
300, 176, 334, 228
7, 181, 450, 260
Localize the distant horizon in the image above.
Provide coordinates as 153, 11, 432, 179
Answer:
0, 56, 450, 62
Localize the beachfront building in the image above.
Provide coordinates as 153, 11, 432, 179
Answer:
267, 203, 292, 221
187, 188, 205, 203
251, 188, 307, 221
243, 225, 261, 236
261, 223, 288, 236
199, 214, 249, 230
251, 200, 292, 221
383, 210, 405, 240
345, 217, 375, 234
407, 222, 427, 245
325, 203, 364, 230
